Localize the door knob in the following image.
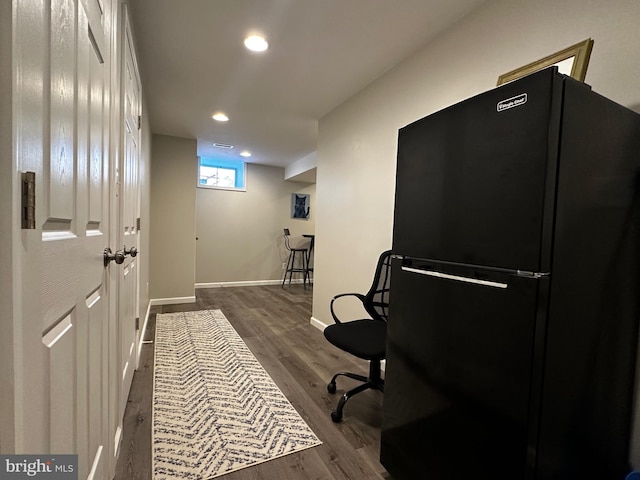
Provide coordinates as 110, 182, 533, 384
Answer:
104, 247, 126, 267
124, 246, 138, 257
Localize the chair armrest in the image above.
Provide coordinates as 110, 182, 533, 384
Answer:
330, 292, 366, 324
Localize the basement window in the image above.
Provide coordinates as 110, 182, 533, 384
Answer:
198, 157, 246, 191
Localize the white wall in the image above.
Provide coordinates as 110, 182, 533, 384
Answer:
313, 0, 640, 466
196, 163, 315, 285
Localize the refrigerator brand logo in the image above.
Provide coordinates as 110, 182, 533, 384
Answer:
497, 93, 528, 112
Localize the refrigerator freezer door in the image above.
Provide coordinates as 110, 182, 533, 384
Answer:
381, 261, 548, 480
393, 68, 562, 273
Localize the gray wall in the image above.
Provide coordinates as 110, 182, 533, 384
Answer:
312, 0, 640, 466
196, 163, 315, 285
149, 134, 197, 300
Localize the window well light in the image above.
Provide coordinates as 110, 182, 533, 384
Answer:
240, 150, 252, 158
212, 112, 229, 122
244, 34, 268, 52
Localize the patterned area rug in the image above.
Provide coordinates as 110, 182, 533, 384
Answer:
153, 309, 322, 479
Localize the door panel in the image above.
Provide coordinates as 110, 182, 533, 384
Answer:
89, 27, 105, 232
12, 1, 111, 480
49, 0, 76, 224
5, 0, 142, 473
40, 1, 82, 461
83, 5, 109, 477
45, 314, 76, 452
11, 0, 48, 454
118, 8, 140, 420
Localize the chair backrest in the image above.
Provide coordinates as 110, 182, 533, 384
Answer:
283, 228, 310, 251
363, 250, 393, 323
283, 228, 292, 250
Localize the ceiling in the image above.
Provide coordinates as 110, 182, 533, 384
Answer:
129, 0, 486, 169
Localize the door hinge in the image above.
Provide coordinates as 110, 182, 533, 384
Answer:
21, 171, 36, 229
135, 317, 140, 330
137, 115, 141, 130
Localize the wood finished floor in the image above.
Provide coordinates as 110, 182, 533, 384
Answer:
114, 284, 392, 480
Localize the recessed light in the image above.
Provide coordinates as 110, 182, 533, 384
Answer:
212, 112, 229, 122
244, 34, 268, 52
240, 151, 252, 157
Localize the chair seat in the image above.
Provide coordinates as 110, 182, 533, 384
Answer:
324, 319, 386, 360
323, 250, 392, 422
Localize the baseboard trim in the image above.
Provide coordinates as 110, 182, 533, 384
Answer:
196, 280, 280, 288
113, 425, 122, 459
149, 296, 196, 306
196, 279, 305, 288
136, 301, 152, 367
310, 316, 329, 331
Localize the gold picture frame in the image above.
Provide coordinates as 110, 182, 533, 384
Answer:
497, 38, 594, 86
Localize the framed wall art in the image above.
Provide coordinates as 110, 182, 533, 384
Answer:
291, 193, 310, 220
497, 38, 594, 86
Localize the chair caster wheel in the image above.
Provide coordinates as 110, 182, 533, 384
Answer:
327, 382, 336, 394
331, 410, 342, 423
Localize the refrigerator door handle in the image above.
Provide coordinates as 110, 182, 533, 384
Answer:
401, 266, 508, 289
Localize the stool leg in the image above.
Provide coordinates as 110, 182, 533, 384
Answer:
288, 252, 295, 285
282, 251, 293, 288
301, 250, 306, 288
293, 251, 300, 285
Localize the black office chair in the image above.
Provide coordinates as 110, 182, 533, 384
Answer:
324, 250, 393, 422
282, 228, 311, 288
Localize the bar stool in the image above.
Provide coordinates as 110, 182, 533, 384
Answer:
282, 228, 311, 288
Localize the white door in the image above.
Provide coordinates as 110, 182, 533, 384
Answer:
117, 9, 141, 420
4, 1, 116, 479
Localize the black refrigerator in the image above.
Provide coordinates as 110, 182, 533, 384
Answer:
381, 67, 640, 480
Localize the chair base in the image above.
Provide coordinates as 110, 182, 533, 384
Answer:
327, 359, 384, 422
